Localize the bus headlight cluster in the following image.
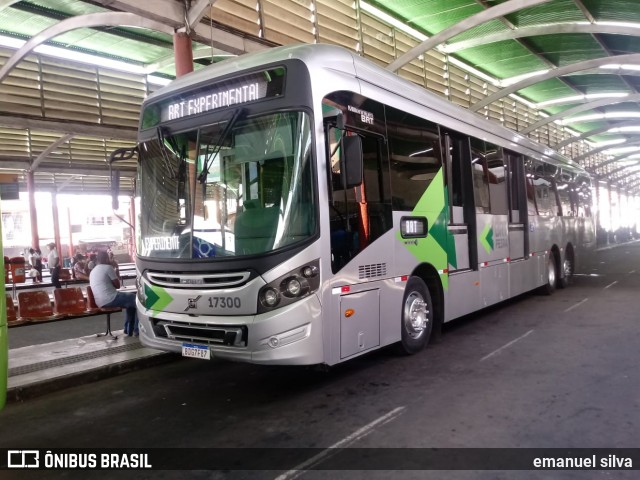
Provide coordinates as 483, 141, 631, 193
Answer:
258, 259, 320, 313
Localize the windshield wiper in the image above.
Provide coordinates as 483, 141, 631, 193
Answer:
198, 108, 246, 184
156, 126, 177, 179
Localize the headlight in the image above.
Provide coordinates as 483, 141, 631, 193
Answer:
284, 277, 303, 297
261, 287, 280, 307
257, 259, 320, 313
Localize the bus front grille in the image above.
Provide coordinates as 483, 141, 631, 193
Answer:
147, 270, 251, 289
152, 319, 247, 347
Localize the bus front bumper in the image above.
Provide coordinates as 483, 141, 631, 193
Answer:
137, 294, 323, 365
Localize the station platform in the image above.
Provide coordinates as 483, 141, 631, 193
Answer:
6, 310, 176, 402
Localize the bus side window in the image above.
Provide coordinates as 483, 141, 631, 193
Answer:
470, 138, 491, 214
386, 107, 442, 210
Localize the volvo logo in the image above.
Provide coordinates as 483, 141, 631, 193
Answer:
184, 295, 202, 311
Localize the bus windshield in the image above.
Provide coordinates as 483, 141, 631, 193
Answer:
138, 110, 315, 259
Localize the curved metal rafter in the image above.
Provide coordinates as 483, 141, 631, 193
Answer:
519, 94, 640, 135
443, 23, 640, 54
29, 134, 75, 172
0, 12, 174, 84
470, 53, 640, 113
385, 0, 551, 73
554, 120, 640, 149
592, 150, 640, 171
600, 161, 640, 178
575, 138, 640, 162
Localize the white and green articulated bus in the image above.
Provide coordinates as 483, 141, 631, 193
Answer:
111, 44, 595, 366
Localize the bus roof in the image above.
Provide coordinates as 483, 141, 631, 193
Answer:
147, 43, 585, 174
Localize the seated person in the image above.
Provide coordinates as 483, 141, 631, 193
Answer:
87, 253, 97, 272
90, 250, 138, 336
72, 253, 90, 281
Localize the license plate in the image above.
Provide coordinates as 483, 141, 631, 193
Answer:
182, 343, 211, 360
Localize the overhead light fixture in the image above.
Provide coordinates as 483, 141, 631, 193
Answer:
537, 92, 629, 108
0, 33, 147, 75
590, 138, 627, 148
500, 69, 549, 87
562, 112, 640, 124
608, 126, 640, 133
360, 2, 427, 41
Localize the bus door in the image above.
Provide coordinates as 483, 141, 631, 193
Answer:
326, 126, 392, 359
506, 152, 527, 261
442, 131, 474, 272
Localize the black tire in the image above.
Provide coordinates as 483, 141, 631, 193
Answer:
539, 253, 557, 295
558, 250, 574, 289
398, 276, 433, 355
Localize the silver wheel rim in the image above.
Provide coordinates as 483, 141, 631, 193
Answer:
548, 257, 556, 287
403, 292, 429, 339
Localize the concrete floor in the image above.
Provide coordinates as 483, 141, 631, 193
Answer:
0, 243, 638, 480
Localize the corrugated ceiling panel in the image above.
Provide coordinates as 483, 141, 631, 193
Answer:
211, 0, 261, 37
262, 0, 315, 45
394, 32, 425, 87
0, 128, 29, 158
41, 58, 100, 123
504, 0, 586, 28
360, 12, 394, 68
448, 64, 470, 108
316, 0, 359, 50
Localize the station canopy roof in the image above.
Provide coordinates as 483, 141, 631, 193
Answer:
1, 0, 640, 196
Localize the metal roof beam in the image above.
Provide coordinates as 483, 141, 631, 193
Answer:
0, 161, 137, 177
519, 94, 640, 134
593, 151, 640, 171
470, 53, 640, 112
0, 12, 173, 84
187, 0, 216, 29
443, 24, 640, 54
599, 162, 640, 178
555, 121, 640, 149
0, 116, 137, 141
575, 138, 640, 161
87, 0, 184, 29
386, 0, 551, 73
30, 134, 74, 172
89, 0, 268, 55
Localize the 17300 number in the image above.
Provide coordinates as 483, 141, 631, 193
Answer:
208, 296, 241, 309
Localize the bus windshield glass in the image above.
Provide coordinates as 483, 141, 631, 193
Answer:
138, 111, 315, 259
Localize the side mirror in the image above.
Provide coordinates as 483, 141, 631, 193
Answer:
108, 147, 138, 210
343, 135, 363, 189
323, 107, 344, 129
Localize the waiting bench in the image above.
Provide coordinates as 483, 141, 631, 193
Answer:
10, 287, 123, 339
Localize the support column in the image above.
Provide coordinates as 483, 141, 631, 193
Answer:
173, 30, 194, 78
51, 191, 62, 264
27, 171, 39, 249
128, 195, 136, 262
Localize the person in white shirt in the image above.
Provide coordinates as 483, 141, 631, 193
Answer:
89, 250, 138, 336
46, 242, 61, 288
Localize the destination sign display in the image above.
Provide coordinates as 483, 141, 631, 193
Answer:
142, 68, 285, 128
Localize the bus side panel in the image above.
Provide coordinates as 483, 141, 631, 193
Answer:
445, 270, 481, 321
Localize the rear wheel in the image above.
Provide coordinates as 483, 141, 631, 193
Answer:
398, 276, 433, 354
540, 253, 557, 295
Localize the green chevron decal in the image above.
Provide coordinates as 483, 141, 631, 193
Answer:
398, 168, 453, 290
144, 284, 173, 313
480, 222, 494, 254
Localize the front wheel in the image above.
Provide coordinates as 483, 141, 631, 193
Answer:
398, 276, 433, 355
